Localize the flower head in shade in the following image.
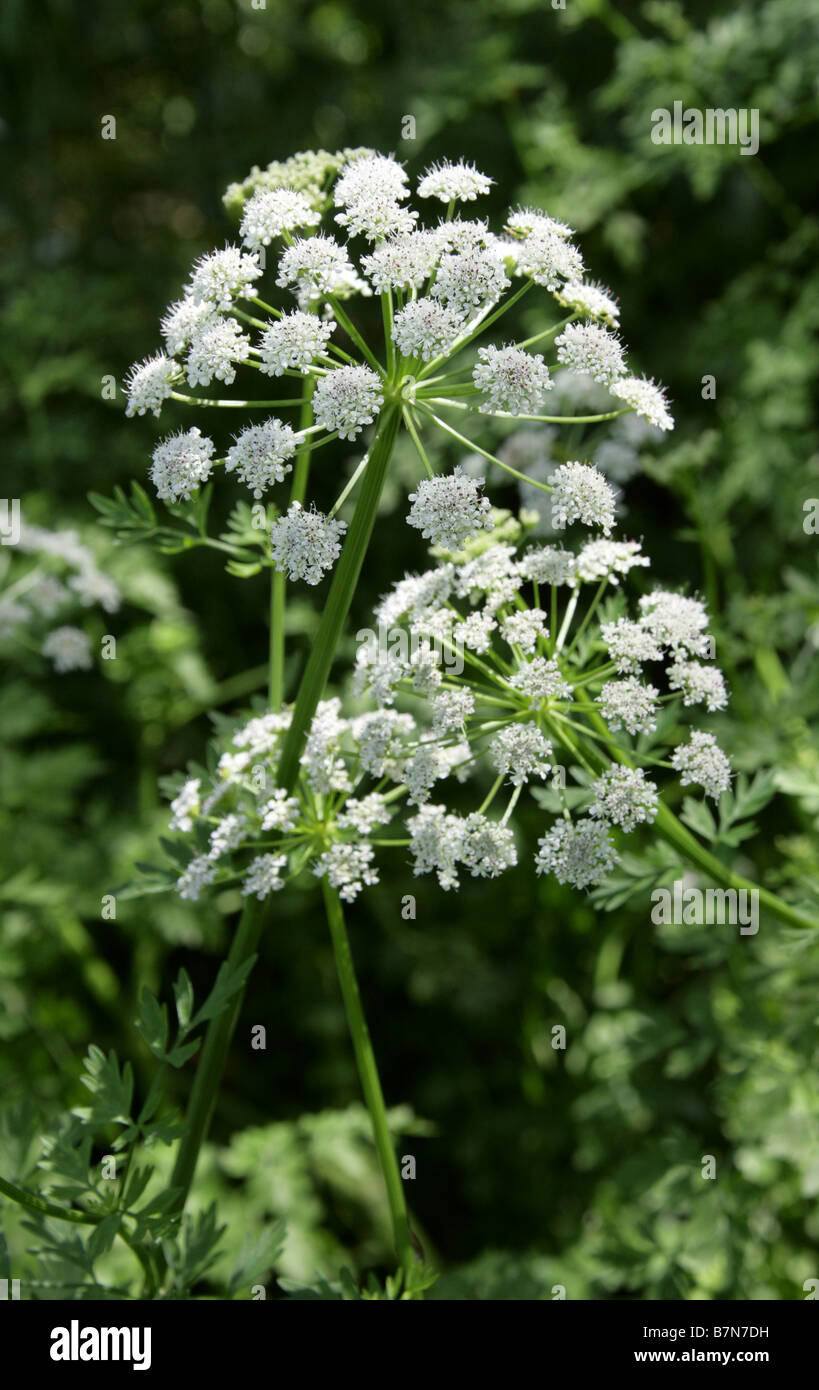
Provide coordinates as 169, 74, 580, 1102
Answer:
589, 766, 659, 832
535, 818, 619, 889
42, 625, 93, 673
671, 731, 732, 800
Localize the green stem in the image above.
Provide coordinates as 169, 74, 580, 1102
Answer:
275, 402, 403, 791
168, 405, 403, 1226
320, 881, 414, 1278
270, 377, 315, 709
0, 1174, 158, 1295
168, 899, 263, 1212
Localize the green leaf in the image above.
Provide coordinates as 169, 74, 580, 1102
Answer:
173, 968, 194, 1031
88, 1212, 121, 1262
73, 1048, 134, 1128
227, 1221, 286, 1296
134, 988, 170, 1062
185, 956, 257, 1036
680, 796, 716, 840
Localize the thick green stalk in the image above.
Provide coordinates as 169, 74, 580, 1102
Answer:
170, 402, 403, 1219
276, 401, 403, 791
270, 377, 315, 710
321, 881, 414, 1278
168, 897, 264, 1212
653, 804, 818, 931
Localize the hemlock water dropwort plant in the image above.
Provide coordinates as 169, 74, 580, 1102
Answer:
3, 148, 813, 1301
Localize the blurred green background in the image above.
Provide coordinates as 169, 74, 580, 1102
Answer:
1, 0, 819, 1297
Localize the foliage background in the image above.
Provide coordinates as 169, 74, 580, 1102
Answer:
1, 0, 818, 1298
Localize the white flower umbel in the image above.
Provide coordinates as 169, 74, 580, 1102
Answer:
313, 842, 379, 903
240, 188, 320, 249
208, 812, 248, 861
509, 657, 574, 702
418, 160, 493, 203
500, 608, 549, 653
600, 617, 664, 674
276, 234, 363, 302
557, 280, 620, 326
169, 778, 201, 833
176, 854, 217, 902
667, 659, 728, 712
149, 427, 215, 502
406, 468, 493, 550
186, 317, 250, 387
42, 625, 93, 673
431, 238, 510, 317
361, 230, 441, 292
610, 375, 674, 431
639, 591, 711, 656
597, 677, 659, 735
431, 688, 475, 733
491, 724, 553, 785
68, 568, 121, 613
555, 322, 627, 386
225, 418, 297, 498
391, 298, 464, 361
161, 299, 217, 357
535, 818, 619, 889
472, 344, 552, 415
312, 364, 383, 440
188, 245, 262, 310
517, 546, 577, 587
671, 731, 732, 800
509, 215, 584, 291
575, 538, 649, 585
454, 608, 497, 654
260, 790, 301, 831
550, 462, 617, 535
589, 766, 659, 832
257, 311, 336, 376
270, 501, 347, 585
242, 854, 288, 899
124, 354, 180, 418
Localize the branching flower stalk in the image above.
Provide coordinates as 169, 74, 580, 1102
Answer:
61, 146, 811, 1293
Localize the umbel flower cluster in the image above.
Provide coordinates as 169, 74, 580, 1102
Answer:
123, 147, 673, 586
0, 513, 120, 672
163, 514, 731, 903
